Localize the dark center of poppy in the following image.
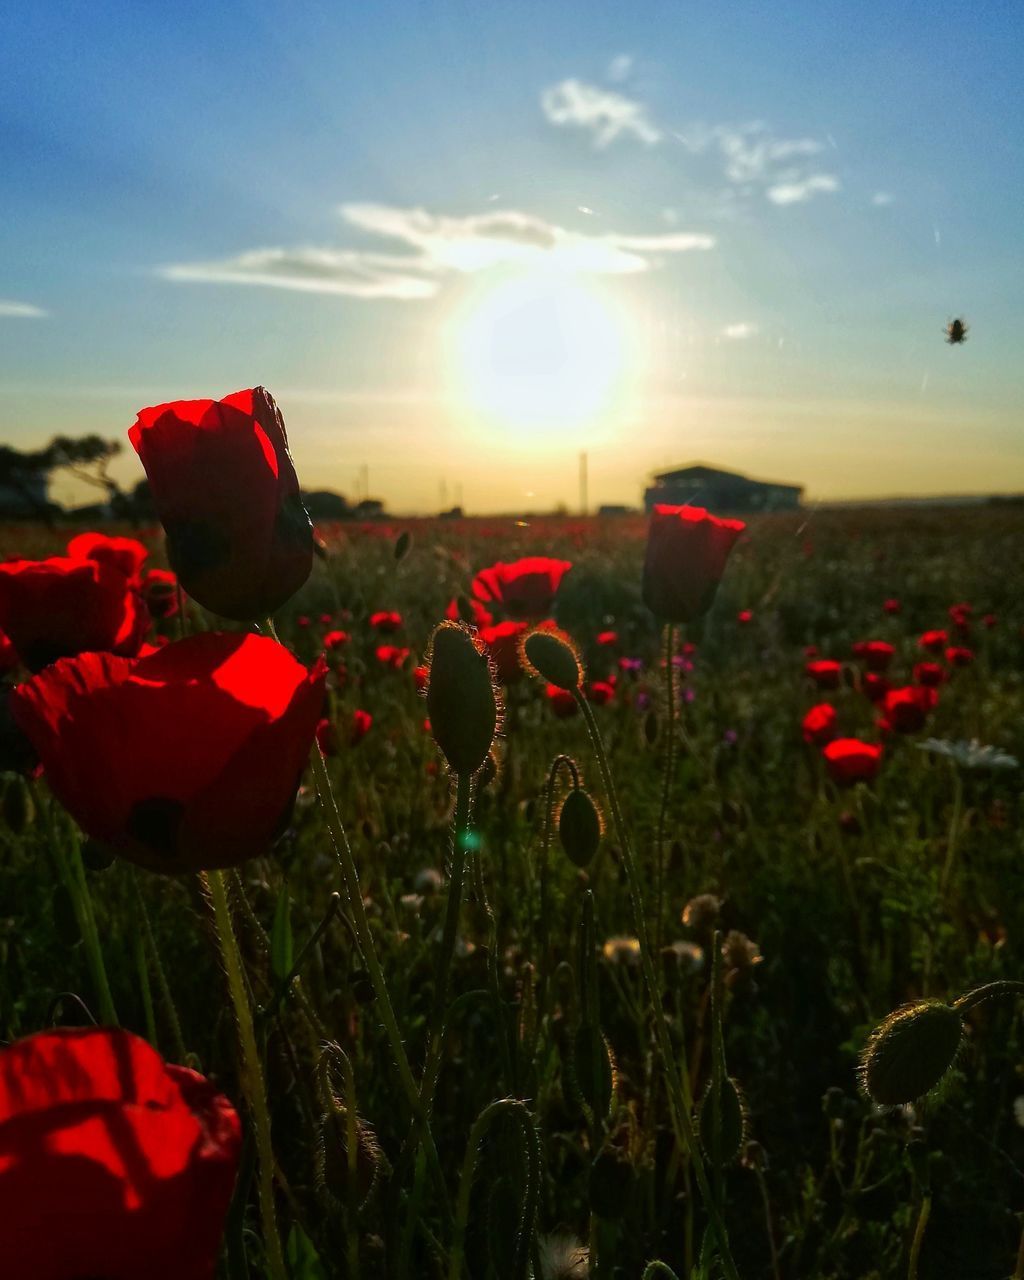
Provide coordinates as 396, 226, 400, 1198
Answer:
165, 519, 232, 579
126, 796, 185, 859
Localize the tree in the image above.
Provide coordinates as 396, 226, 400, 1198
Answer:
0, 436, 123, 522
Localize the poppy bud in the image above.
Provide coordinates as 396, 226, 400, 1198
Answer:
317, 1109, 381, 1208
642, 505, 745, 623
698, 1075, 748, 1164
522, 629, 582, 691
426, 622, 498, 776
860, 1002, 962, 1106
558, 787, 602, 868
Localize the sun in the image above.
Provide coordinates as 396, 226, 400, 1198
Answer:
447, 273, 630, 442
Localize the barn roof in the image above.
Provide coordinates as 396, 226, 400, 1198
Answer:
651, 462, 802, 491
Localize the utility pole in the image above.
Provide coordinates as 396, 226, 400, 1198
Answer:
579, 451, 588, 516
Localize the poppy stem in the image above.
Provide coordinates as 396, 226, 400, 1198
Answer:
655, 622, 677, 951
205, 868, 288, 1280
573, 691, 740, 1280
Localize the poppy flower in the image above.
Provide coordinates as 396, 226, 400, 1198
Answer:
0, 558, 147, 672
297, 615, 311, 628
369, 610, 402, 633
445, 596, 494, 629
413, 663, 429, 692
853, 640, 895, 672
323, 629, 350, 649
882, 598, 901, 615
141, 568, 179, 621
0, 628, 18, 675
882, 685, 938, 734
982, 613, 997, 629
945, 645, 974, 668
862, 673, 890, 704
805, 659, 842, 690
0, 1026, 240, 1280
802, 703, 837, 745
351, 708, 372, 744
10, 632, 325, 873
822, 738, 883, 786
478, 620, 528, 684
586, 680, 616, 706
128, 387, 313, 620
948, 602, 972, 628
375, 645, 410, 670
918, 630, 948, 653
641, 506, 745, 623
737, 609, 753, 625
316, 716, 338, 756
545, 684, 578, 718
597, 630, 619, 646
472, 557, 573, 620
914, 661, 946, 688
67, 531, 149, 584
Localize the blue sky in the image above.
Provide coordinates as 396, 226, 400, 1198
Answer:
3, 1, 1022, 511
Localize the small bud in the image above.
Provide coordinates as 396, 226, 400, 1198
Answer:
698, 1075, 748, 1164
860, 1001, 962, 1106
426, 622, 498, 776
521, 629, 582, 691
394, 530, 412, 561
317, 1109, 381, 1208
558, 788, 602, 868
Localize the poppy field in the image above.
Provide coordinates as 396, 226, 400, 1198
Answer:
1, 391, 1023, 1280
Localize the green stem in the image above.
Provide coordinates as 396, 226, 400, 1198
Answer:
133, 919, 158, 1047
939, 770, 964, 897
206, 868, 287, 1280
907, 1194, 931, 1280
642, 1264, 681, 1280
655, 623, 677, 952
953, 980, 1024, 1014
574, 692, 740, 1280
132, 869, 186, 1061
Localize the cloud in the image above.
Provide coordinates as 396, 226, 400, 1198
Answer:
871, 191, 894, 206
160, 204, 715, 300
766, 174, 840, 205
607, 54, 633, 83
540, 78, 661, 147
722, 322, 758, 339
0, 299, 47, 318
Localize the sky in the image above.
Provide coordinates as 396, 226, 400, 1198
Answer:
2, 0, 1023, 513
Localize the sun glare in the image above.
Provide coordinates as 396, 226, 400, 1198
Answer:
448, 273, 631, 443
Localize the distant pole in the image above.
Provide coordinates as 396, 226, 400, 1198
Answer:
579, 451, 588, 516
361, 464, 369, 500
454, 482, 463, 509
440, 478, 448, 510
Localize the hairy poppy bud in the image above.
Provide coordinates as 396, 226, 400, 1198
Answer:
129, 387, 313, 620
426, 622, 497, 776
558, 788, 602, 868
860, 1002, 962, 1106
699, 1075, 748, 1164
317, 1109, 382, 1208
522, 629, 582, 691
642, 505, 745, 623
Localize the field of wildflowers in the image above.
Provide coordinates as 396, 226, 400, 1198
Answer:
0, 389, 1022, 1279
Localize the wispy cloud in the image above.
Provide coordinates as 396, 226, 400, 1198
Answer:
0, 299, 47, 318
540, 78, 661, 147
722, 322, 758, 339
607, 54, 633, 83
161, 204, 714, 301
766, 174, 840, 205
871, 191, 894, 206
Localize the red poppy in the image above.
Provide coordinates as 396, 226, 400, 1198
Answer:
586, 680, 616, 706
472, 557, 573, 620
141, 568, 179, 621
67, 532, 149, 584
0, 1026, 240, 1280
545, 684, 578, 717
641, 506, 745, 623
0, 558, 147, 672
948, 602, 972, 628
862, 673, 890, 704
445, 596, 494, 629
853, 640, 895, 672
0, 628, 18, 674
10, 633, 325, 872
323, 629, 350, 650
375, 644, 410, 670
597, 630, 619, 646
982, 613, 997, 629
882, 598, 901, 615
822, 738, 883, 786
918, 630, 948, 653
914, 661, 946, 687
413, 663, 429, 692
316, 716, 337, 756
351, 708, 372, 744
737, 609, 753, 625
882, 685, 938, 734
805, 659, 842, 690
318, 612, 333, 625
945, 645, 974, 668
802, 703, 837, 745
369, 610, 402, 633
128, 387, 313, 620
297, 615, 311, 628
478, 620, 528, 684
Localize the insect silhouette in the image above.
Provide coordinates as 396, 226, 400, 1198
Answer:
945, 318, 968, 345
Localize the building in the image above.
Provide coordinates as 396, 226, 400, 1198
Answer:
644, 463, 802, 514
